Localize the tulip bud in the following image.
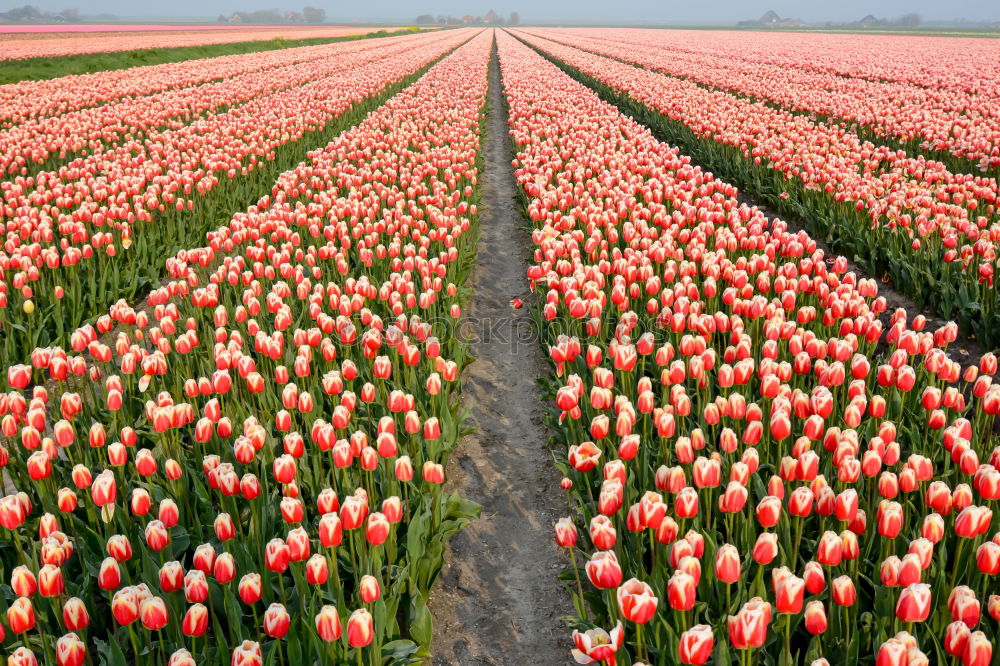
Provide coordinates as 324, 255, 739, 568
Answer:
752, 532, 778, 565
831, 576, 856, 607
306, 554, 328, 585
586, 551, 623, 590
668, 570, 697, 611
347, 608, 374, 648
111, 587, 138, 626
230, 641, 262, 666
239, 573, 262, 606
7, 597, 36, 633
964, 631, 992, 666
804, 600, 827, 635
169, 650, 196, 666
896, 583, 932, 623
616, 577, 658, 624
38, 564, 64, 598
945, 620, 971, 658
315, 605, 342, 641
715, 544, 741, 584
263, 603, 290, 639
678, 624, 714, 665
265, 539, 290, 573
62, 597, 89, 631
182, 603, 208, 637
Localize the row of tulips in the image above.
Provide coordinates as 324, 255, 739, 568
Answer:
0, 29, 475, 367
524, 28, 1000, 175
509, 29, 1000, 347
496, 28, 1000, 666
0, 30, 445, 179
0, 32, 409, 129
0, 26, 395, 63
548, 29, 1000, 97
0, 28, 490, 666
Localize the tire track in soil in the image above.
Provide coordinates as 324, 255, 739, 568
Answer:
427, 34, 572, 666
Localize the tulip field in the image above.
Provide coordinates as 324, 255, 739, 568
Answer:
0, 26, 403, 62
1, 21, 1000, 666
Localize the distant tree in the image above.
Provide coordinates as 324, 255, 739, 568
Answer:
509, 11, 520, 25
415, 13, 435, 24
899, 12, 921, 26
217, 13, 227, 22
303, 6, 326, 23
484, 9, 500, 24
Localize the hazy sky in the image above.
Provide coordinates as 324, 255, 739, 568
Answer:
8, 0, 1000, 23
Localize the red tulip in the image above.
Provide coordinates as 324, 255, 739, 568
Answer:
896, 583, 932, 623
181, 565, 209, 604
617, 577, 658, 624
7, 648, 37, 666
315, 605, 342, 641
347, 608, 374, 647
805, 600, 827, 635
263, 603, 290, 639
306, 554, 328, 585
265, 538, 290, 573
111, 587, 139, 626
728, 597, 771, 649
55, 632, 86, 666
752, 532, 778, 565
964, 631, 992, 666
7, 597, 36, 633
831, 575, 857, 607
755, 495, 782, 528
11, 566, 36, 598
98, 557, 121, 591
586, 551, 623, 590
773, 568, 804, 614
38, 564, 64, 598
571, 622, 623, 664
214, 552, 236, 584
946, 621, 972, 657
555, 517, 578, 548
62, 597, 90, 631
678, 624, 714, 664
231, 640, 262, 666
144, 520, 170, 552
238, 573, 262, 606
715, 544, 741, 584
359, 575, 381, 604
668, 570, 697, 611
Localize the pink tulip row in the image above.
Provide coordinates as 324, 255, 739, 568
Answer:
539, 28, 1000, 97
1, 24, 380, 33
511, 30, 1000, 334
497, 28, 999, 666
0, 28, 490, 665
524, 28, 1000, 172
0, 29, 475, 359
0, 31, 451, 178
0, 34, 410, 129
0, 25, 398, 62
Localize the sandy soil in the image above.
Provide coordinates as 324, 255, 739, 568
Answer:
427, 39, 573, 666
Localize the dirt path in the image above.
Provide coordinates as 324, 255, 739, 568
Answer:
427, 36, 572, 666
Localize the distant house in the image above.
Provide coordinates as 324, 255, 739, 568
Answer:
738, 10, 805, 28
